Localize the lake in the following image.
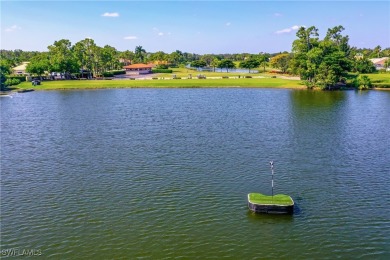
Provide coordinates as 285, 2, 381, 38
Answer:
1, 88, 389, 259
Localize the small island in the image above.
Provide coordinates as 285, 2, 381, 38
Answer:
248, 161, 294, 214
248, 193, 294, 214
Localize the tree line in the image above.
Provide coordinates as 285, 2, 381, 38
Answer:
1, 25, 389, 90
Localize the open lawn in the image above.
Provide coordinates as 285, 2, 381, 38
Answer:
17, 76, 304, 90
364, 73, 390, 88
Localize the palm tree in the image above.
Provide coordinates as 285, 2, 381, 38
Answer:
135, 46, 146, 63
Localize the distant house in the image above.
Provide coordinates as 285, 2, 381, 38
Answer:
123, 63, 154, 75
354, 53, 364, 60
369, 57, 389, 70
12, 62, 30, 75
119, 58, 132, 66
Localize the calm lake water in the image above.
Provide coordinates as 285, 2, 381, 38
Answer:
1, 89, 389, 259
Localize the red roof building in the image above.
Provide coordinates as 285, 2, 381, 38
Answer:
123, 63, 154, 74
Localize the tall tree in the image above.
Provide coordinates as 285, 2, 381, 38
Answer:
218, 59, 235, 72
48, 39, 79, 79
258, 53, 270, 72
101, 45, 119, 71
0, 59, 12, 90
135, 46, 146, 63
169, 50, 184, 66
270, 53, 291, 73
190, 60, 207, 70
290, 25, 352, 89
239, 58, 260, 73
73, 38, 98, 78
210, 58, 219, 72
26, 53, 49, 79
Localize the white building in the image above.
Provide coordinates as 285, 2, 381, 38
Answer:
12, 62, 30, 75
369, 57, 389, 70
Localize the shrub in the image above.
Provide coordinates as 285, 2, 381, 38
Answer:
353, 75, 372, 90
111, 70, 126, 75
245, 76, 252, 78
222, 76, 229, 79
5, 78, 21, 86
152, 69, 173, 73
155, 64, 169, 69
8, 75, 26, 82
102, 72, 114, 77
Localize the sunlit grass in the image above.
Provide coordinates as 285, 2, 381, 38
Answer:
248, 193, 294, 206
17, 76, 304, 90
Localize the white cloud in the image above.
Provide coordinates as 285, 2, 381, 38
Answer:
5, 25, 21, 32
158, 32, 164, 36
226, 22, 231, 26
102, 12, 119, 17
124, 36, 138, 40
275, 25, 302, 34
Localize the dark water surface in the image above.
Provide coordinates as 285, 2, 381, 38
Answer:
1, 89, 389, 259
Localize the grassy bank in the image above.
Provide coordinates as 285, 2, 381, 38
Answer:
363, 73, 390, 88
16, 77, 304, 90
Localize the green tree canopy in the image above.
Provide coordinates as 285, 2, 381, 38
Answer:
218, 59, 235, 72
48, 39, 79, 78
239, 58, 260, 73
290, 25, 352, 89
191, 60, 207, 69
270, 53, 291, 73
26, 53, 49, 77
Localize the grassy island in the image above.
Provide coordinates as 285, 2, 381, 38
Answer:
248, 193, 294, 206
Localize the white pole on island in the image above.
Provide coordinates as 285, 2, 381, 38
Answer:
270, 161, 274, 199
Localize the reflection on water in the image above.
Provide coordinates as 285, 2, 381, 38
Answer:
290, 89, 346, 108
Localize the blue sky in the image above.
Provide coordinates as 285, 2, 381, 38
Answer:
1, 1, 389, 54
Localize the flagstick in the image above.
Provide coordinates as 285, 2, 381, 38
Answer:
270, 161, 274, 202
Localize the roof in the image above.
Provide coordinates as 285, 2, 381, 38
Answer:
369, 57, 389, 65
123, 63, 154, 69
12, 62, 30, 71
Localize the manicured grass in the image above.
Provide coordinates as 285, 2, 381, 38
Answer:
17, 77, 304, 90
248, 193, 294, 206
364, 73, 390, 88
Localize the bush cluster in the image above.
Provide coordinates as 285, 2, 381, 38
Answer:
152, 69, 173, 73
111, 70, 126, 75
5, 78, 21, 86
8, 75, 26, 82
155, 64, 169, 69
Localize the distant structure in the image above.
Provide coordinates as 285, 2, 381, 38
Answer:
123, 63, 155, 75
354, 53, 364, 60
12, 62, 30, 75
369, 57, 389, 70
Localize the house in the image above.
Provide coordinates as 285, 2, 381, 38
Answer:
354, 53, 364, 60
119, 58, 132, 66
12, 62, 30, 75
123, 63, 154, 75
369, 57, 389, 70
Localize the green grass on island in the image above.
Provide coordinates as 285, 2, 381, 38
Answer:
248, 193, 294, 206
